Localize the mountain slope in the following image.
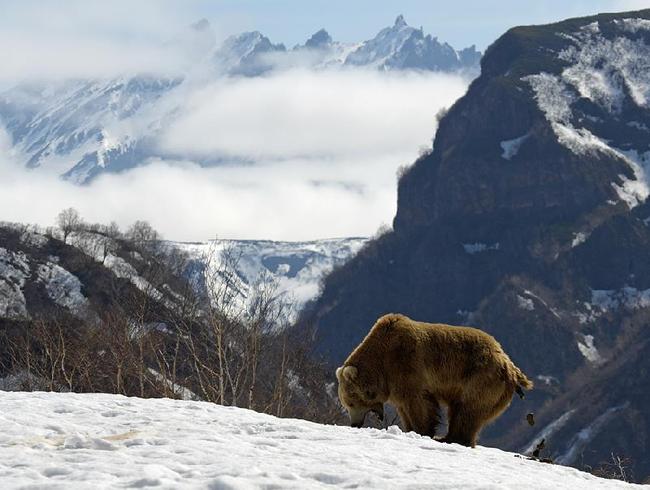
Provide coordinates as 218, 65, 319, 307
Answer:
0, 222, 185, 323
0, 391, 636, 488
0, 223, 365, 325
302, 9, 650, 481
177, 238, 366, 322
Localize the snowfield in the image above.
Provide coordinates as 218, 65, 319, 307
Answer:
0, 392, 636, 489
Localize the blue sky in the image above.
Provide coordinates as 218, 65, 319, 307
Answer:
195, 0, 650, 49
1, 0, 649, 53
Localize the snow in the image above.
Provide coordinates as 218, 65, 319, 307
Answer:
591, 287, 650, 312
610, 149, 650, 209
517, 295, 535, 311
536, 374, 560, 387
103, 254, 165, 303
559, 27, 650, 111
523, 73, 574, 123
0, 391, 635, 489
571, 232, 589, 248
556, 403, 630, 466
521, 289, 562, 319
524, 19, 650, 209
0, 247, 30, 319
147, 369, 199, 402
35, 261, 91, 318
614, 18, 650, 34
177, 237, 367, 322
462, 242, 499, 254
500, 133, 530, 160
628, 120, 649, 131
577, 334, 604, 365
522, 410, 576, 455
19, 228, 49, 248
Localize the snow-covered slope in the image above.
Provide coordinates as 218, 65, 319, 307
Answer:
0, 77, 181, 182
177, 238, 367, 321
0, 391, 635, 489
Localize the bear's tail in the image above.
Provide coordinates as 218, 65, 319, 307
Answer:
505, 360, 533, 399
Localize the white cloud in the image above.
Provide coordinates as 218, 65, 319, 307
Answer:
0, 155, 398, 241
159, 69, 467, 161
0, 0, 213, 82
0, 69, 467, 241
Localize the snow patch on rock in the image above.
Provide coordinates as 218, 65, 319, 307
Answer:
571, 232, 589, 248
524, 73, 575, 123
522, 410, 576, 455
500, 132, 530, 160
0, 247, 30, 319
35, 261, 90, 318
525, 22, 650, 209
556, 403, 630, 465
104, 254, 164, 303
614, 18, 650, 34
577, 334, 603, 365
591, 286, 650, 312
517, 295, 535, 311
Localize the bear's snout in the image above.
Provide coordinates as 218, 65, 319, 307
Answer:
348, 408, 367, 428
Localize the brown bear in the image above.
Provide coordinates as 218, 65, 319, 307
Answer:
336, 313, 532, 447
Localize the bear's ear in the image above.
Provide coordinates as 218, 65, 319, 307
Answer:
337, 365, 358, 382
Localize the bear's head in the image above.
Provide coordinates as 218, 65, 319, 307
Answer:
335, 364, 385, 428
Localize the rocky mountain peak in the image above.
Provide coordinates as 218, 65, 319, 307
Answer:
305, 28, 333, 49
394, 14, 408, 29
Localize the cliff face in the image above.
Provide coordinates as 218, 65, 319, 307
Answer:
303, 10, 650, 481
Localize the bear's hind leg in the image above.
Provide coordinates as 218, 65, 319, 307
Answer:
398, 395, 440, 437
443, 403, 486, 448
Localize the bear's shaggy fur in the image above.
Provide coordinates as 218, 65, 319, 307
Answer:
336, 313, 532, 447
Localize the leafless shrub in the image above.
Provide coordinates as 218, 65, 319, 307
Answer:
592, 453, 633, 482
126, 220, 160, 252
1, 230, 340, 425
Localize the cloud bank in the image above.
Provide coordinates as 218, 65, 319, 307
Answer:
0, 0, 213, 83
1, 69, 467, 241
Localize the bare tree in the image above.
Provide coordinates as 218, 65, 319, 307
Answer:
1, 223, 343, 426
126, 220, 160, 251
56, 208, 83, 244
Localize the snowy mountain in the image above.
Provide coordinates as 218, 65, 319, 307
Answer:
0, 391, 636, 488
0, 77, 181, 183
176, 238, 367, 322
0, 15, 479, 183
303, 8, 650, 482
345, 15, 480, 72
213, 31, 287, 76
219, 15, 480, 75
